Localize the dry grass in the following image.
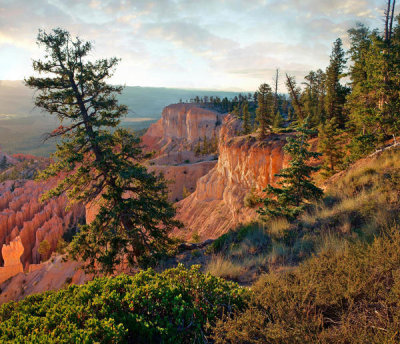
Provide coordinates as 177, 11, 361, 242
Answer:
204, 147, 400, 285
205, 255, 245, 280
267, 218, 291, 239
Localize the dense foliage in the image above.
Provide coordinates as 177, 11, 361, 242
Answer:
258, 121, 323, 220
0, 265, 247, 343
25, 29, 180, 273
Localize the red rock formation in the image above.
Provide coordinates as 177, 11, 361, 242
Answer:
174, 115, 291, 240
141, 104, 224, 203
0, 236, 24, 284
148, 160, 217, 202
0, 179, 85, 268
142, 103, 226, 154
0, 254, 89, 305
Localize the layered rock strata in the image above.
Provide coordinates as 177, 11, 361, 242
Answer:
175, 115, 290, 240
142, 103, 226, 154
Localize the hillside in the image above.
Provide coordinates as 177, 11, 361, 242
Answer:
1, 144, 400, 342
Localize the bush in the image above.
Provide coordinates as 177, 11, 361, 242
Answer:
0, 265, 248, 344
243, 188, 259, 208
212, 229, 400, 343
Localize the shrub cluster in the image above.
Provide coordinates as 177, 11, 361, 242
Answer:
0, 265, 247, 343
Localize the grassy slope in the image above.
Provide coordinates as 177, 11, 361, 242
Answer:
205, 145, 400, 283
209, 146, 400, 343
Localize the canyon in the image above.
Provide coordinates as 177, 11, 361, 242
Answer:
0, 103, 289, 302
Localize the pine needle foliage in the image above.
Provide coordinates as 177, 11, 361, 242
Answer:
256, 83, 274, 139
258, 120, 323, 220
318, 117, 345, 176
25, 28, 181, 274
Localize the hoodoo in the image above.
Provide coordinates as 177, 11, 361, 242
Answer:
175, 115, 289, 239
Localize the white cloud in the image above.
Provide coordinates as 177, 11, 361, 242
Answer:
0, 0, 390, 90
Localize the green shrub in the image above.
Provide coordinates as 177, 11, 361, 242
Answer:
207, 223, 266, 255
0, 265, 248, 344
243, 188, 259, 208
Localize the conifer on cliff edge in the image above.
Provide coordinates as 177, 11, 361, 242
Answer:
26, 28, 181, 273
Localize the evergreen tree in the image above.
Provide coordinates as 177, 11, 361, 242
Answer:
211, 133, 219, 153
301, 69, 326, 127
324, 38, 349, 127
347, 18, 400, 157
194, 140, 201, 156
318, 118, 345, 176
258, 120, 323, 220
231, 104, 240, 119
201, 135, 209, 154
256, 83, 274, 139
242, 102, 252, 134
25, 29, 180, 273
272, 110, 284, 130
285, 74, 305, 121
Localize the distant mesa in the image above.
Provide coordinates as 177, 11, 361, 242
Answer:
142, 103, 226, 154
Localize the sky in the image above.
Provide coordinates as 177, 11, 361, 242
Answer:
0, 0, 389, 92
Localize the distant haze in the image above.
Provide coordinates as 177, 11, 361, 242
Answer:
0, 80, 242, 156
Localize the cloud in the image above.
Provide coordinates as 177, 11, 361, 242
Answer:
0, 0, 390, 90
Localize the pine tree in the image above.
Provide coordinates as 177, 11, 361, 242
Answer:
231, 105, 240, 119
318, 118, 345, 176
211, 132, 219, 153
258, 120, 323, 220
301, 69, 326, 127
285, 74, 305, 121
201, 135, 209, 154
25, 29, 181, 273
256, 83, 274, 139
194, 140, 201, 156
242, 102, 252, 134
324, 38, 349, 127
272, 111, 284, 130
346, 18, 400, 157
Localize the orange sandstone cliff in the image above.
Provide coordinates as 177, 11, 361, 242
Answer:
86, 104, 224, 221
175, 115, 290, 240
142, 103, 226, 201
0, 104, 292, 304
142, 103, 226, 154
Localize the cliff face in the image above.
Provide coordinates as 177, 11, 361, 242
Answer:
142, 103, 225, 153
86, 105, 223, 223
141, 104, 224, 202
148, 161, 217, 202
175, 115, 290, 240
